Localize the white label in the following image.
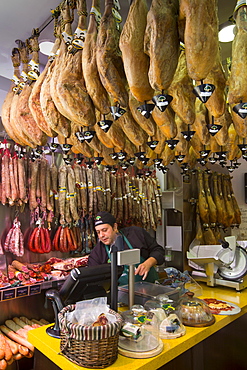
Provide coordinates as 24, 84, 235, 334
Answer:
73, 27, 87, 41
157, 101, 169, 107
11, 74, 20, 85
28, 59, 39, 73
21, 71, 29, 82
200, 92, 212, 97
112, 8, 122, 23
113, 0, 121, 10
62, 31, 73, 45
90, 6, 101, 24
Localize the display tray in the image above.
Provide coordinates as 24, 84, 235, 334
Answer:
118, 338, 164, 359
118, 281, 181, 306
203, 298, 241, 315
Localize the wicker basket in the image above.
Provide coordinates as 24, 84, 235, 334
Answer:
58, 304, 123, 369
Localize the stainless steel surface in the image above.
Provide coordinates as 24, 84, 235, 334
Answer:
192, 272, 247, 291
128, 265, 135, 309
161, 188, 183, 212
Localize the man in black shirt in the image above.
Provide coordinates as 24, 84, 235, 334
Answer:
88, 211, 165, 284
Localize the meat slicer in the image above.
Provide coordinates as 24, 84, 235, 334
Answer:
187, 236, 247, 291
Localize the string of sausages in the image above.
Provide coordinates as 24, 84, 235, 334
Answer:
194, 169, 241, 245
3, 218, 24, 257
0, 146, 27, 207
19, 154, 162, 230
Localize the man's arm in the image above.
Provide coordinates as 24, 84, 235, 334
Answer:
135, 256, 158, 280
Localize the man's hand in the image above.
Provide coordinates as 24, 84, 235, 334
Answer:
135, 257, 157, 280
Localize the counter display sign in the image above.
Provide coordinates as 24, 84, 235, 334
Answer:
2, 289, 15, 301
16, 286, 29, 298
29, 284, 41, 295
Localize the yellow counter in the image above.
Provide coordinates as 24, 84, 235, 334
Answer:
28, 284, 247, 370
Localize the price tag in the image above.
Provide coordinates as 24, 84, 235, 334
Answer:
16, 286, 29, 298
29, 284, 41, 295
2, 289, 16, 301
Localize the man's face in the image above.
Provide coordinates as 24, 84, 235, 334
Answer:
95, 223, 117, 246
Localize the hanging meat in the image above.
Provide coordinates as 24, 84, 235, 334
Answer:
226, 175, 241, 226
82, 0, 111, 114
226, 124, 242, 161
209, 108, 231, 147
221, 174, 236, 227
69, 123, 94, 158
1, 48, 23, 144
173, 115, 188, 154
95, 110, 127, 150
197, 170, 210, 227
4, 218, 24, 257
227, 4, 247, 138
28, 223, 51, 254
203, 53, 227, 119
96, 0, 128, 108
213, 172, 229, 229
94, 122, 114, 149
152, 105, 177, 139
117, 108, 148, 147
179, 0, 219, 81
15, 31, 47, 146
52, 225, 78, 252
192, 100, 210, 146
129, 92, 156, 136
120, 0, 154, 102
144, 0, 180, 92
29, 22, 60, 138
9, 41, 37, 147
168, 50, 196, 126
203, 172, 217, 227
66, 165, 80, 222
40, 22, 71, 138
56, 0, 96, 126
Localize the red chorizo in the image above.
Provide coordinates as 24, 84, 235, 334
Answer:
52, 226, 62, 251
28, 228, 38, 253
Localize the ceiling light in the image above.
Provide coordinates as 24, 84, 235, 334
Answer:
219, 23, 235, 43
39, 41, 55, 56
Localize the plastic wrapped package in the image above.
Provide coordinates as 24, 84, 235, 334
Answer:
118, 304, 160, 352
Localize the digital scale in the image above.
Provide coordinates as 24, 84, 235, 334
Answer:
187, 236, 247, 291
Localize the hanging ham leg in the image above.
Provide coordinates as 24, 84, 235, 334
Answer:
96, 0, 128, 107
197, 170, 209, 227
129, 92, 156, 136
213, 173, 229, 229
203, 172, 217, 227
193, 100, 210, 146
40, 21, 71, 137
228, 5, 247, 138
15, 31, 47, 146
120, 0, 154, 102
226, 175, 241, 226
144, 0, 180, 92
29, 23, 62, 138
56, 0, 96, 126
203, 53, 226, 119
9, 42, 36, 147
1, 48, 23, 144
82, 0, 111, 114
168, 50, 196, 126
179, 0, 219, 81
